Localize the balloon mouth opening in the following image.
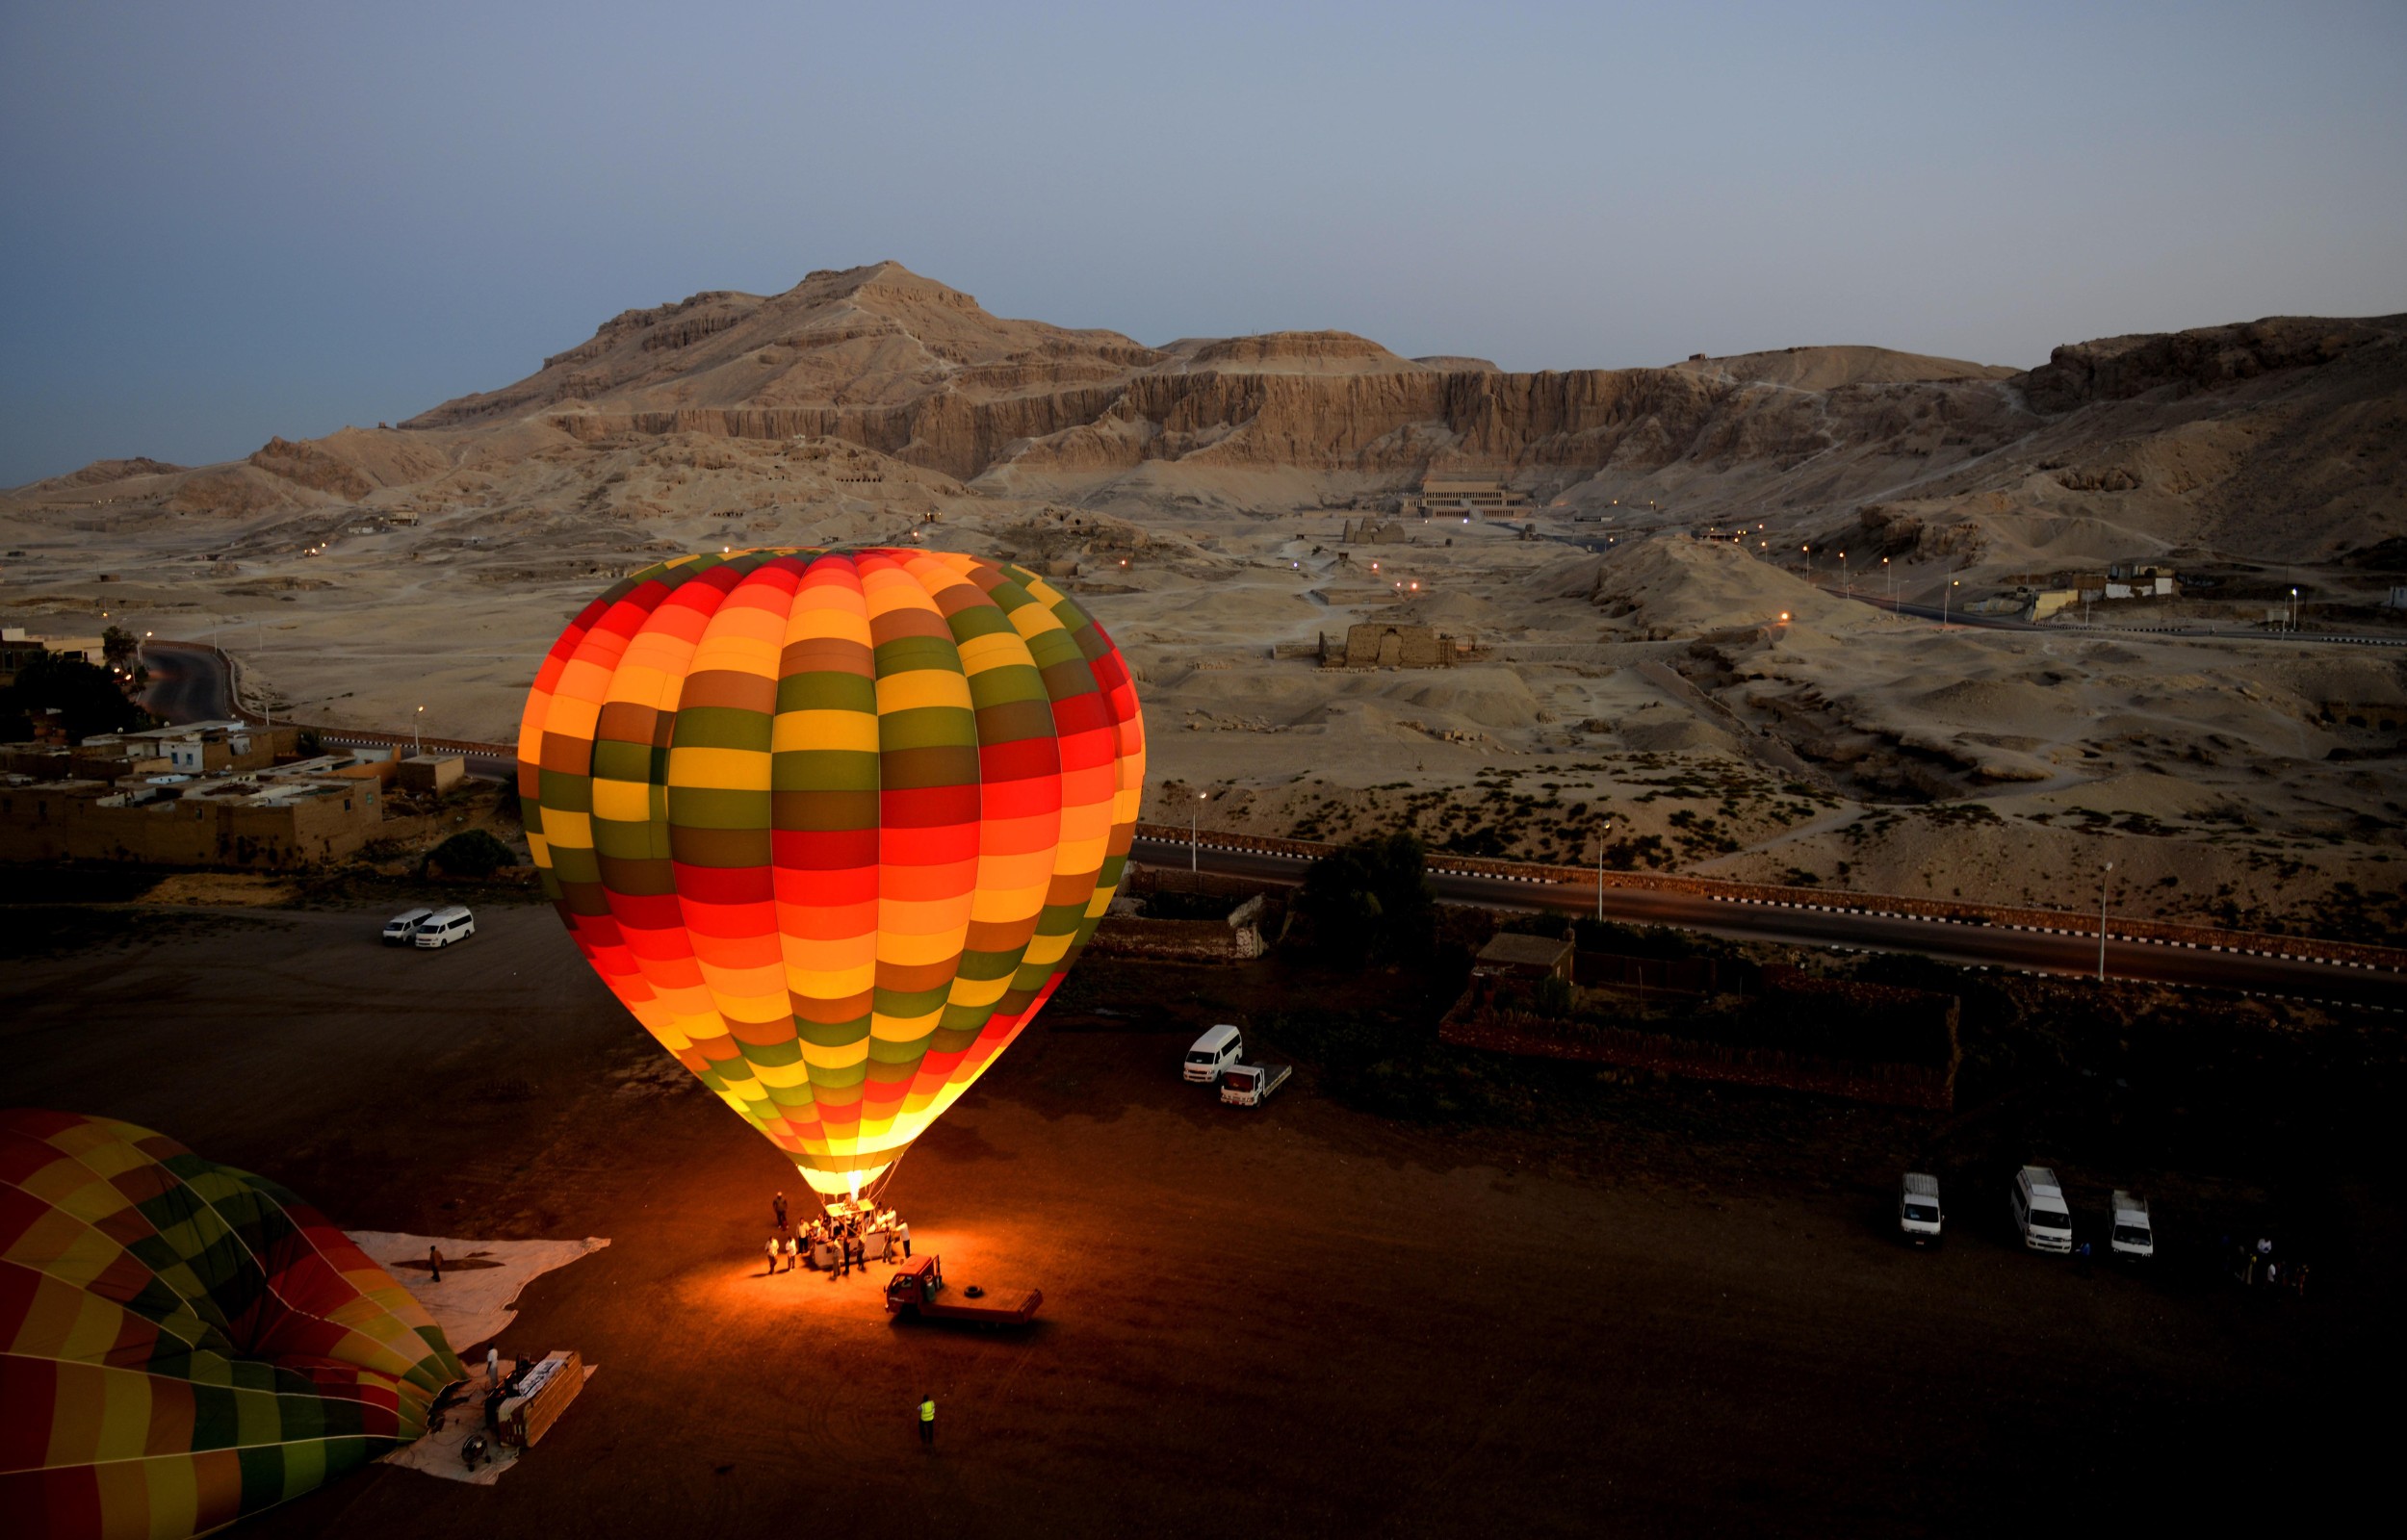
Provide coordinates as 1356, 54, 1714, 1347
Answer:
799, 1161, 893, 1203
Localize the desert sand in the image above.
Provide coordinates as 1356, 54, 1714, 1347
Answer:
4, 263, 2400, 937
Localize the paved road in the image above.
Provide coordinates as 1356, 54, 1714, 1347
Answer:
141, 640, 514, 780
1132, 836, 2399, 1010
139, 641, 235, 722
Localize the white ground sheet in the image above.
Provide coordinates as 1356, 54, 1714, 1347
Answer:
345, 1231, 608, 1350
346, 1231, 610, 1486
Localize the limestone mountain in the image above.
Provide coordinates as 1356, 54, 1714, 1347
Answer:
13, 263, 2404, 566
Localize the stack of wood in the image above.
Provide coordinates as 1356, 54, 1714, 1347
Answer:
497, 1349, 584, 1449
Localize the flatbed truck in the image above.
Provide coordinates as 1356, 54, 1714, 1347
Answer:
1219, 1063, 1292, 1107
883, 1254, 1042, 1325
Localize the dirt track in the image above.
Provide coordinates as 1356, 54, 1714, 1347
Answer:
4, 900, 2384, 1534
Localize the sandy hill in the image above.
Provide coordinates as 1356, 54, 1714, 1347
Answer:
1670, 345, 2019, 390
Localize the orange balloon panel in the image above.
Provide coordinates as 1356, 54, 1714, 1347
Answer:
519, 548, 1146, 1195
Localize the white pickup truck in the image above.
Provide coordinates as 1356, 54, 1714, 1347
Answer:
1899, 1172, 1944, 1245
2109, 1191, 2155, 1259
1219, 1063, 1292, 1108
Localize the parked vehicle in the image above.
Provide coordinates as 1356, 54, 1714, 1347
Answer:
1899, 1172, 1944, 1245
883, 1254, 1041, 1324
382, 908, 433, 944
2011, 1166, 2075, 1253
1219, 1063, 1292, 1108
414, 905, 477, 949
1183, 1024, 1243, 1084
2109, 1191, 2155, 1259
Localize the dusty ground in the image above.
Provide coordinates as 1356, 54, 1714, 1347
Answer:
4, 890, 2392, 1534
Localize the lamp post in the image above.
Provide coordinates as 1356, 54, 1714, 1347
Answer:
2290, 586, 2299, 631
1191, 790, 1206, 874
1839, 551, 1849, 596
1882, 555, 1893, 608
1593, 819, 1613, 923
414, 706, 424, 756
2096, 860, 2115, 983
1941, 578, 1957, 630
1801, 545, 1812, 578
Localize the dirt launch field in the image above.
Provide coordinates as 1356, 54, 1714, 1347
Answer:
4, 896, 2391, 1535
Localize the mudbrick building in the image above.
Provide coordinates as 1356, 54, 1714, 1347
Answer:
1319, 622, 1458, 668
0, 770, 390, 867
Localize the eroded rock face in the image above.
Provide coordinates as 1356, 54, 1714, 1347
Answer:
2021, 315, 2401, 412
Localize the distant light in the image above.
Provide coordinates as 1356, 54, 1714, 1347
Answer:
1778, 611, 1791, 623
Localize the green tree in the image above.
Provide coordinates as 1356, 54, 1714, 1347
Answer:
0, 653, 152, 741
1295, 833, 1433, 963
102, 626, 139, 669
427, 829, 516, 878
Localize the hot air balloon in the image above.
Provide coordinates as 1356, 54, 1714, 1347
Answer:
518, 547, 1146, 1205
0, 1110, 462, 1538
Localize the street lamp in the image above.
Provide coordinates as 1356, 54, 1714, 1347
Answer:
414, 706, 425, 756
2290, 586, 2299, 631
2096, 861, 2115, 983
1801, 545, 1812, 578
1839, 551, 1849, 596
1941, 578, 1958, 630
1593, 819, 1613, 922
1882, 556, 1893, 606
1191, 790, 1207, 873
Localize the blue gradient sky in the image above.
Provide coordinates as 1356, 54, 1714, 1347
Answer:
4, 1, 2402, 483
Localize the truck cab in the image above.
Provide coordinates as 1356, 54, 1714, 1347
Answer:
1184, 1024, 1243, 1084
1899, 1172, 1944, 1245
2012, 1166, 2075, 1253
1219, 1063, 1291, 1108
2109, 1190, 2155, 1259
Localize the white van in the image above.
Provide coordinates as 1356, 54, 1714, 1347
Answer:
1899, 1172, 1944, 1245
2011, 1166, 2075, 1253
382, 908, 433, 945
1183, 1024, 1243, 1084
413, 905, 477, 949
2109, 1191, 2155, 1259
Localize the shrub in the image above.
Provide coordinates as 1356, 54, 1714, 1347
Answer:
427, 829, 516, 878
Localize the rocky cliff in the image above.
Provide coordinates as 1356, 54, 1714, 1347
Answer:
21, 264, 2404, 563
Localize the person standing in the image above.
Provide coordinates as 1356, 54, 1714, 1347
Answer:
918, 1394, 936, 1448
765, 1237, 781, 1276
486, 1347, 499, 1386
428, 1245, 444, 1284
773, 1191, 789, 1235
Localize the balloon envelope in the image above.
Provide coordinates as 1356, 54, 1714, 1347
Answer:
0, 1111, 462, 1538
519, 548, 1146, 1196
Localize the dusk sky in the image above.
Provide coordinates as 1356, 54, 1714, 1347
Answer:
4, 1, 2402, 484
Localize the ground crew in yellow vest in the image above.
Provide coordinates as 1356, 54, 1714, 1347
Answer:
918, 1393, 936, 1448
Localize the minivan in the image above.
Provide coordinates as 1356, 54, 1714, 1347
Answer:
2012, 1165, 2075, 1253
414, 905, 477, 949
1183, 1024, 1243, 1084
382, 908, 433, 945
1899, 1172, 1944, 1245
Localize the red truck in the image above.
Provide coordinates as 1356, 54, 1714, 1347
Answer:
883, 1254, 1043, 1325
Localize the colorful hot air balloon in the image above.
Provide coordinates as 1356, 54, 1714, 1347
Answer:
518, 547, 1146, 1203
0, 1110, 462, 1539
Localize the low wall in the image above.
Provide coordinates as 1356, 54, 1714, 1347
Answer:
1131, 823, 2407, 972
1087, 914, 1262, 962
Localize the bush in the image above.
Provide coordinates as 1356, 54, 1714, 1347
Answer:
426, 829, 516, 878
0, 653, 153, 741
1293, 833, 1433, 963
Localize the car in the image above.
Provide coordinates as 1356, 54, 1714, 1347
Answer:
413, 905, 476, 949
382, 908, 433, 945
